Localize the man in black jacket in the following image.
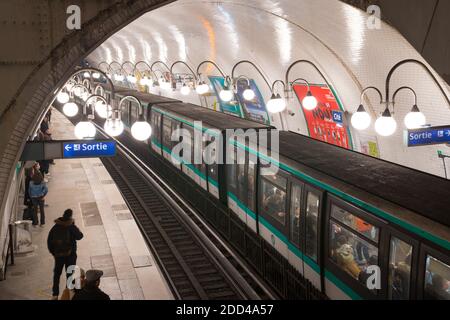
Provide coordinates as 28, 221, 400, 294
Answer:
72, 270, 110, 300
47, 209, 84, 300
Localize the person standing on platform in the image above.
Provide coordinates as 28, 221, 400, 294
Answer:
47, 209, 84, 300
72, 270, 110, 300
29, 173, 48, 226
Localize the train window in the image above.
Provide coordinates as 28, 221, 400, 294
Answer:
247, 160, 256, 212
206, 141, 218, 182
388, 237, 412, 300
424, 255, 450, 300
331, 205, 379, 243
171, 121, 181, 149
152, 112, 161, 143
305, 192, 319, 261
289, 184, 302, 247
236, 150, 246, 204
183, 126, 194, 164
227, 145, 237, 195
162, 117, 172, 149
260, 174, 287, 226
329, 222, 379, 283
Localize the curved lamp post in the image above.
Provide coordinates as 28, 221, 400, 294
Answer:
133, 61, 154, 86
151, 61, 172, 90
354, 59, 450, 135
122, 60, 138, 83
234, 75, 255, 101
122, 95, 152, 141
196, 60, 227, 95
284, 60, 332, 111
58, 67, 115, 118
74, 94, 108, 139
109, 61, 125, 82
231, 60, 288, 128
170, 61, 198, 95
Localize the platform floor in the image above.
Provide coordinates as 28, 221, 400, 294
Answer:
0, 109, 173, 300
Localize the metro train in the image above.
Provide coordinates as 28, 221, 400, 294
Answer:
98, 86, 450, 300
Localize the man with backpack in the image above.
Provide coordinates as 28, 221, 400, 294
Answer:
47, 209, 84, 300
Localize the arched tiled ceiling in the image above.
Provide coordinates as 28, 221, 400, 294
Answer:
88, 0, 450, 177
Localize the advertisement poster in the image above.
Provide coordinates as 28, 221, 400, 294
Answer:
235, 79, 271, 125
359, 135, 380, 158
209, 76, 243, 117
293, 84, 353, 150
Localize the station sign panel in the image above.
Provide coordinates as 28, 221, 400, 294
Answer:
406, 126, 450, 147
63, 141, 116, 158
20, 140, 117, 161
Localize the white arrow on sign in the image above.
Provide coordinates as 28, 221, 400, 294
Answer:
65, 145, 72, 152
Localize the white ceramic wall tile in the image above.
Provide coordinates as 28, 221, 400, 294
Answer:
87, 0, 450, 178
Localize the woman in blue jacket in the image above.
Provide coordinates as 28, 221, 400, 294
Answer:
29, 172, 48, 226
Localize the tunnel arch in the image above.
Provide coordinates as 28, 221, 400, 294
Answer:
0, 0, 174, 254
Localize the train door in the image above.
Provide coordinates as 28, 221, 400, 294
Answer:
324, 195, 385, 300
301, 184, 323, 291
286, 178, 305, 276
226, 144, 247, 225
417, 244, 450, 300
385, 229, 418, 300
150, 110, 162, 155
181, 125, 195, 181
194, 127, 208, 191
257, 169, 290, 259
171, 120, 182, 170
161, 116, 173, 162
205, 132, 219, 199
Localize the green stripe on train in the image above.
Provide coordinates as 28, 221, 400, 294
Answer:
152, 139, 219, 188
232, 140, 450, 251
228, 191, 358, 297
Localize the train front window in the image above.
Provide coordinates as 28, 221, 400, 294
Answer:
388, 237, 412, 300
331, 205, 379, 243
424, 255, 450, 300
260, 174, 287, 226
290, 184, 302, 247
329, 222, 379, 284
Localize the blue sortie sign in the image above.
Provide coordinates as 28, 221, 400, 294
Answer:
406, 126, 450, 147
63, 141, 116, 158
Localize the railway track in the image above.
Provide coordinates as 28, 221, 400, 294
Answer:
94, 128, 277, 300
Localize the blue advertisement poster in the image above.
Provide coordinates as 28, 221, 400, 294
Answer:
208, 76, 243, 117
235, 79, 270, 125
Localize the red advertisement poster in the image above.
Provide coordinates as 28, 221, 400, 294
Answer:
293, 84, 353, 150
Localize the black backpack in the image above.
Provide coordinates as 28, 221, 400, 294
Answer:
51, 226, 73, 257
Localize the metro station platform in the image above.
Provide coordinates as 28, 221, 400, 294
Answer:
0, 110, 173, 300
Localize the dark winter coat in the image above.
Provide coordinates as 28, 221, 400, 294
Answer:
47, 217, 83, 257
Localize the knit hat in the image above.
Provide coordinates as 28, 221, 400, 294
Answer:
63, 209, 73, 220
